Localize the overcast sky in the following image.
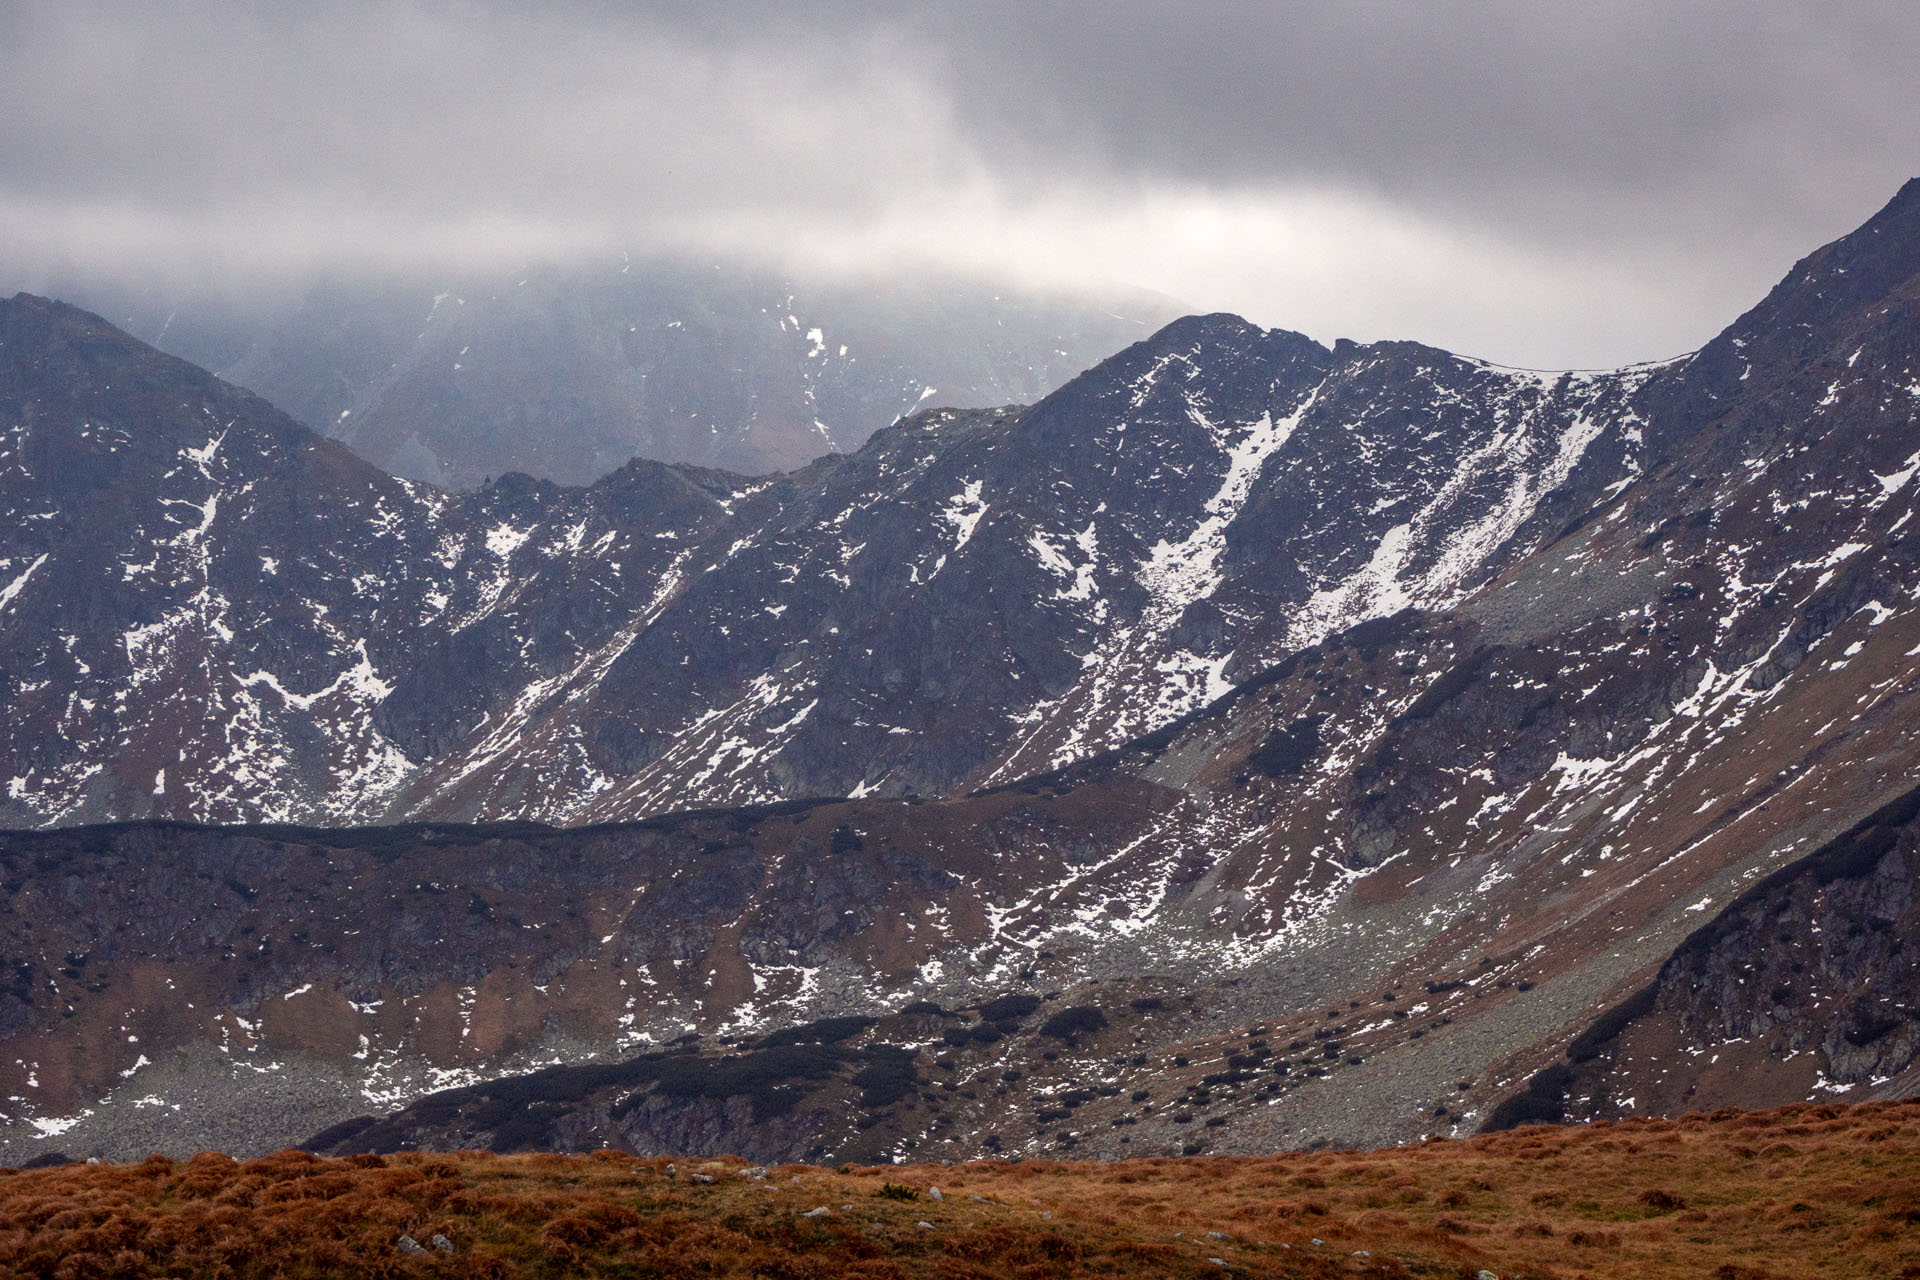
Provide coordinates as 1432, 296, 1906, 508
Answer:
2, 1, 1917, 368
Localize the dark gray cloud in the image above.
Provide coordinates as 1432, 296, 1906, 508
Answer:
2, 1, 1916, 367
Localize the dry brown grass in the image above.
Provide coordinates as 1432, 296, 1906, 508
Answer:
0, 1100, 1915, 1278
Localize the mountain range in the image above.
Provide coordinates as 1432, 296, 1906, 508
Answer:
2, 181, 1920, 1166
0, 287, 1651, 830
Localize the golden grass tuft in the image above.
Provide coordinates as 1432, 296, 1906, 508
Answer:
0, 1100, 1913, 1277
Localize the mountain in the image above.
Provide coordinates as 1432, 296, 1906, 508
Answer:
0, 294, 1652, 830
4, 181, 1920, 1165
63, 264, 1182, 486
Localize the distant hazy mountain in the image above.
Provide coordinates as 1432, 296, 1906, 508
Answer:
63, 263, 1181, 486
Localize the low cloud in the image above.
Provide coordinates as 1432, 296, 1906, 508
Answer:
2, 1, 1916, 366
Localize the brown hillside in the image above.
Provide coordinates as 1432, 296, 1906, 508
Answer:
2, 1100, 1916, 1279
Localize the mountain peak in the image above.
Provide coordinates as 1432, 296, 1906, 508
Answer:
1, 291, 212, 390
1745, 176, 1920, 322
1140, 311, 1328, 359
1650, 177, 1920, 428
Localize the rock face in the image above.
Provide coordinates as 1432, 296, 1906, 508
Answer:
6, 182, 1920, 1164
74, 264, 1181, 486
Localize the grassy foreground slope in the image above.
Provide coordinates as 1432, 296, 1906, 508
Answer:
0, 1102, 1915, 1279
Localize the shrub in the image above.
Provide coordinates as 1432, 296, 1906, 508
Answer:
757, 1016, 876, 1048
850, 1046, 918, 1108
979, 994, 1042, 1024
542, 1199, 642, 1248
1039, 1006, 1107, 1040
653, 1042, 848, 1121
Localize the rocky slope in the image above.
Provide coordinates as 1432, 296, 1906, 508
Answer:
68, 264, 1180, 485
1488, 784, 1920, 1130
5, 182, 1920, 1163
